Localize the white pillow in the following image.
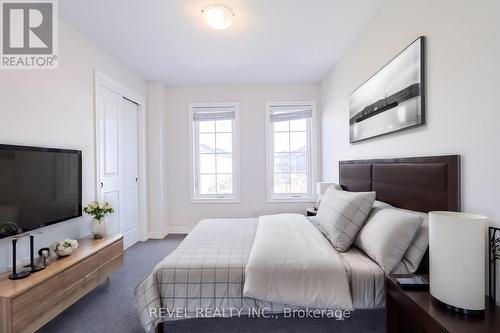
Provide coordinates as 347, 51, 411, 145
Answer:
354, 208, 423, 273
373, 200, 392, 209
392, 209, 429, 274
365, 201, 429, 274
312, 187, 376, 252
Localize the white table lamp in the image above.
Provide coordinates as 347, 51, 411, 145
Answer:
315, 182, 339, 209
429, 211, 488, 314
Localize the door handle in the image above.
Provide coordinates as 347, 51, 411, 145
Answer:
100, 182, 103, 188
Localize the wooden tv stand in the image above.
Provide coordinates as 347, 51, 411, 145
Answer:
0, 234, 123, 333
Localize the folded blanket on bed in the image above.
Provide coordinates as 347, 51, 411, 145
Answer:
243, 214, 353, 309
134, 218, 301, 333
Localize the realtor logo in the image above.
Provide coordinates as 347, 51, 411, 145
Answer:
1, 0, 58, 69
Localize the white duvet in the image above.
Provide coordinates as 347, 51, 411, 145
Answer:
243, 214, 353, 309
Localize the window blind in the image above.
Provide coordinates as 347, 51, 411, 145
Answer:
269, 105, 313, 122
192, 106, 235, 121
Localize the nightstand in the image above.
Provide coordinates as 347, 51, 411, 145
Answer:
306, 207, 317, 216
386, 274, 500, 333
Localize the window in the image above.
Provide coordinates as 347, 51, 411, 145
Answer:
266, 102, 316, 202
190, 103, 239, 202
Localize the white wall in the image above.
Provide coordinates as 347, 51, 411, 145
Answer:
160, 83, 320, 232
146, 81, 169, 237
0, 20, 146, 273
321, 0, 500, 301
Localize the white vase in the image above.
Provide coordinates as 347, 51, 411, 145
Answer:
56, 247, 74, 257
90, 218, 107, 239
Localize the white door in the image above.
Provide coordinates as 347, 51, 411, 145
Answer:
97, 85, 139, 249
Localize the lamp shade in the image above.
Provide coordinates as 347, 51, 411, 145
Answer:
429, 211, 487, 313
316, 182, 338, 196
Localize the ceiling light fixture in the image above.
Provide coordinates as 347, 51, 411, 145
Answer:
202, 4, 235, 30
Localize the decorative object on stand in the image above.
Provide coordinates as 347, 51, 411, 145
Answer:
54, 239, 79, 257
38, 247, 51, 267
349, 36, 425, 143
489, 226, 500, 305
429, 211, 488, 314
8, 234, 31, 280
83, 201, 114, 239
28, 234, 45, 272
315, 182, 339, 209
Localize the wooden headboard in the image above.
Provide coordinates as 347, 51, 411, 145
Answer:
339, 155, 461, 274
339, 155, 461, 213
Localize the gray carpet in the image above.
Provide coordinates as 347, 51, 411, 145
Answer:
38, 235, 385, 333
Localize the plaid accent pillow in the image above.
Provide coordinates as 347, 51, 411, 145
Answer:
311, 187, 375, 252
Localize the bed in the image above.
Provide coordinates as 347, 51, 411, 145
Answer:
135, 155, 460, 333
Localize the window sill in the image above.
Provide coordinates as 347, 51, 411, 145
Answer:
190, 198, 240, 204
267, 197, 316, 203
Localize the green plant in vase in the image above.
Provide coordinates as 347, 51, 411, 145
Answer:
83, 201, 114, 239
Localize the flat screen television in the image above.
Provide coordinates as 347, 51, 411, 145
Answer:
0, 144, 82, 239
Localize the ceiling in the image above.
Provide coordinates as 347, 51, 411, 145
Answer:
60, 0, 384, 84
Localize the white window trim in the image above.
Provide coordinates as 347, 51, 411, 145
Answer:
189, 102, 240, 203
265, 101, 317, 203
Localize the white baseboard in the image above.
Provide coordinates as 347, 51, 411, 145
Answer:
147, 230, 169, 239
147, 227, 191, 239
166, 227, 191, 234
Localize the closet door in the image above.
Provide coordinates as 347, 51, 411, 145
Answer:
120, 98, 139, 248
97, 86, 139, 249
